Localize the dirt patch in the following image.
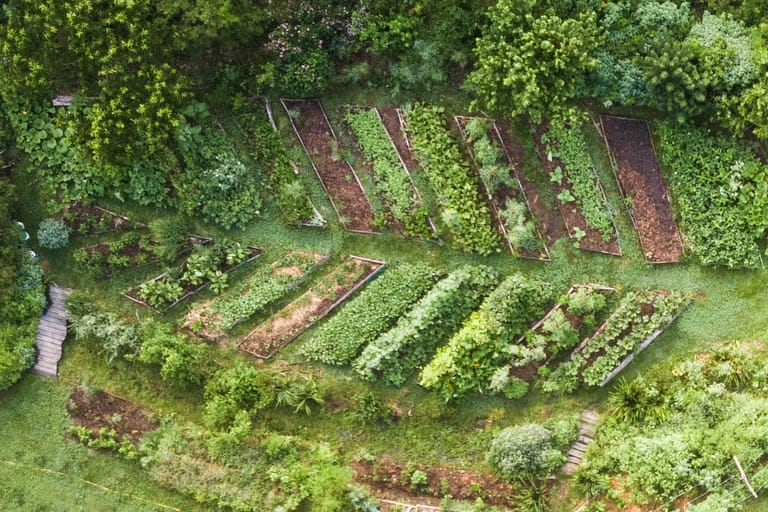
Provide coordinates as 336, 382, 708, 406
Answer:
60, 202, 143, 236
67, 387, 157, 444
600, 116, 683, 263
534, 122, 621, 256
282, 99, 377, 233
238, 256, 384, 358
353, 457, 516, 508
379, 106, 420, 174
496, 122, 568, 247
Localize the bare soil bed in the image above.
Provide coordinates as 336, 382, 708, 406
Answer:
352, 457, 516, 508
455, 115, 549, 260
67, 387, 157, 444
281, 99, 377, 233
496, 122, 568, 247
534, 123, 621, 255
600, 116, 684, 263
379, 106, 420, 173
60, 202, 144, 236
238, 256, 384, 359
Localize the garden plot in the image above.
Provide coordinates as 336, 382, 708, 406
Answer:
67, 387, 157, 445
123, 241, 260, 311
543, 289, 687, 393
183, 250, 328, 342
536, 119, 621, 255
600, 116, 684, 263
238, 256, 385, 359
281, 99, 377, 233
60, 202, 144, 236
342, 106, 436, 239
378, 106, 419, 173
455, 115, 549, 260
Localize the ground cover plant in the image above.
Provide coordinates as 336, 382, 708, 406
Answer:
354, 265, 499, 387
543, 289, 687, 394
282, 99, 377, 232
301, 263, 438, 365
184, 250, 327, 340
420, 273, 555, 401
654, 120, 768, 269
456, 115, 547, 259
601, 116, 685, 264
539, 116, 620, 255
238, 256, 385, 359
344, 107, 432, 239
404, 104, 500, 255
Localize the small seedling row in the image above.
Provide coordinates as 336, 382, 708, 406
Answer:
600, 115, 684, 263
455, 115, 550, 261
281, 98, 377, 233
238, 255, 385, 359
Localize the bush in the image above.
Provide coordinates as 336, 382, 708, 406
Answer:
148, 217, 190, 264
138, 320, 207, 386
37, 218, 69, 249
203, 363, 275, 431
71, 311, 140, 364
486, 423, 565, 480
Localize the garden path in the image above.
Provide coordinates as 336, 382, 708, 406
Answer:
563, 410, 600, 475
33, 284, 71, 377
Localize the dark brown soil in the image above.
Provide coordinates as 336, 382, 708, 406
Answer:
282, 99, 377, 233
61, 203, 143, 236
600, 116, 684, 263
352, 457, 516, 508
67, 388, 157, 444
238, 256, 384, 358
496, 122, 568, 247
455, 116, 549, 261
534, 122, 621, 255
379, 106, 420, 173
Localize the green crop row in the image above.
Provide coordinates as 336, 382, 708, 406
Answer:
353, 265, 499, 386
301, 263, 438, 365
406, 104, 500, 254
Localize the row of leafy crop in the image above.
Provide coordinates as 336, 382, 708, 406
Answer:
542, 290, 687, 394
542, 117, 616, 242
405, 104, 499, 254
344, 108, 431, 239
655, 121, 768, 269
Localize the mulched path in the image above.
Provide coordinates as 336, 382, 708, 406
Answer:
60, 202, 143, 236
534, 122, 621, 256
282, 99, 377, 233
67, 388, 157, 444
496, 122, 567, 247
238, 256, 384, 359
352, 457, 516, 508
600, 116, 683, 263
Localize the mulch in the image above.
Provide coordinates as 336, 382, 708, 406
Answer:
379, 106, 420, 174
600, 116, 683, 263
60, 202, 142, 236
67, 387, 157, 444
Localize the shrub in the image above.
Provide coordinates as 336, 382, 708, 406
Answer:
71, 311, 140, 364
203, 363, 275, 431
486, 423, 564, 480
148, 217, 190, 264
138, 320, 207, 386
37, 218, 69, 249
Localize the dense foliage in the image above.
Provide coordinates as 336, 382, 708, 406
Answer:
655, 122, 768, 269
406, 104, 499, 254
420, 274, 554, 401
301, 263, 438, 365
354, 265, 499, 386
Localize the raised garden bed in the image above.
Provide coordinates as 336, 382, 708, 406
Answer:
544, 289, 687, 393
183, 250, 328, 341
455, 115, 550, 261
600, 116, 684, 263
123, 243, 261, 311
536, 120, 621, 256
60, 202, 144, 236
281, 99, 377, 233
342, 105, 436, 239
67, 387, 157, 444
379, 106, 420, 174
238, 255, 385, 359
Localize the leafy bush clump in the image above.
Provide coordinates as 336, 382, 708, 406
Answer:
302, 263, 438, 365
71, 311, 140, 365
486, 422, 570, 480
354, 265, 499, 386
138, 320, 208, 386
203, 363, 276, 432
37, 218, 70, 249
148, 217, 190, 264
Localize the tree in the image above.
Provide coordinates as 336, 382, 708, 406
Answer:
466, 0, 601, 123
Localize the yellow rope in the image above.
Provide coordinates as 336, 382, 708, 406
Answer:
1, 460, 182, 511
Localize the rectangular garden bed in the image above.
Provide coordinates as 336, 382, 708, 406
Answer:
281, 99, 377, 233
183, 250, 329, 341
123, 244, 261, 311
378, 106, 420, 174
238, 255, 385, 359
600, 116, 684, 263
535, 120, 621, 256
455, 115, 550, 261
60, 202, 145, 236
